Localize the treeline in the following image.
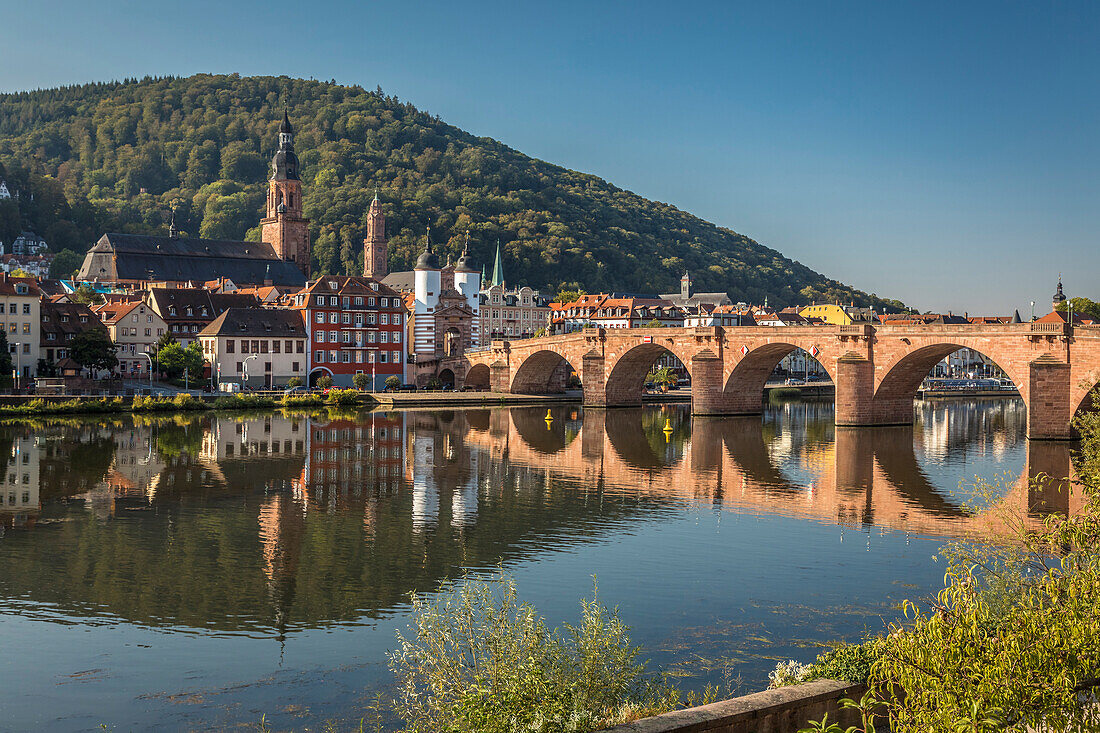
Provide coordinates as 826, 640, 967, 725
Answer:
0, 73, 904, 309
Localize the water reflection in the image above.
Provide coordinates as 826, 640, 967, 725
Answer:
0, 400, 1077, 637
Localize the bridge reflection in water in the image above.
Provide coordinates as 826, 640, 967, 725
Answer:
0, 400, 1085, 732
0, 399, 1078, 636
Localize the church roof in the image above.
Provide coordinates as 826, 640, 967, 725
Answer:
78, 233, 306, 286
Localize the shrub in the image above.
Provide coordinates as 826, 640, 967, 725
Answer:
326, 388, 361, 406
390, 573, 690, 733
385, 375, 401, 391
172, 393, 200, 410
353, 372, 369, 390
279, 394, 325, 408
316, 375, 334, 390
287, 376, 303, 388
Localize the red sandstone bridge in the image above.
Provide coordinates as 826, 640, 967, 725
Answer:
440, 322, 1100, 440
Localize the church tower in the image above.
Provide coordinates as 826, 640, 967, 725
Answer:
261, 110, 311, 277
362, 191, 387, 278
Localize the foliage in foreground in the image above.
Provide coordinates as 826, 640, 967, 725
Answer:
389, 574, 713, 733
793, 395, 1100, 732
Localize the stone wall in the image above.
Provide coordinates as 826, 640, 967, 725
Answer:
601, 679, 867, 733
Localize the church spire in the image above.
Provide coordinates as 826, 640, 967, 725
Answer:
491, 240, 504, 287
271, 109, 299, 181
416, 225, 440, 270
363, 189, 387, 278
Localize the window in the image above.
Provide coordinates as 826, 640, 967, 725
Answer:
380, 313, 388, 325
236, 361, 243, 372
368, 351, 375, 363
292, 361, 300, 372
392, 350, 401, 363
316, 295, 324, 306
379, 352, 388, 363
329, 350, 337, 363
47, 333, 55, 341
285, 340, 293, 352
131, 314, 138, 323
354, 313, 363, 325
22, 324, 29, 334
273, 340, 280, 354
145, 328, 151, 336
315, 312, 324, 323
342, 313, 351, 324
378, 331, 387, 344
241, 340, 250, 353
329, 331, 339, 343
227, 340, 235, 353
367, 313, 376, 325
341, 351, 350, 363
342, 297, 350, 307
354, 297, 363, 306
315, 331, 324, 342
368, 297, 375, 307
260, 340, 269, 354
297, 341, 304, 353
315, 351, 324, 363
342, 332, 351, 344
355, 351, 362, 363
367, 332, 376, 343
329, 296, 338, 306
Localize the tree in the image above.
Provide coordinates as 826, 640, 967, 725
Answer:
646, 366, 677, 390
316, 375, 334, 390
555, 288, 586, 305
49, 249, 85, 279
70, 285, 104, 306
0, 331, 12, 378
643, 318, 663, 328
352, 372, 369, 390
287, 376, 303, 388
9, 268, 32, 278
385, 375, 401, 391
70, 328, 117, 373
1055, 296, 1100, 322
157, 342, 203, 379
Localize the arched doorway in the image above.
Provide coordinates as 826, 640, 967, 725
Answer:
438, 368, 456, 389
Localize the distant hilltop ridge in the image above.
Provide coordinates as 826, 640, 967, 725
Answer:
0, 73, 903, 310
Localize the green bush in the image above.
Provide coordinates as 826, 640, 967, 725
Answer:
353, 372, 369, 390
390, 573, 696, 733
278, 394, 325, 408
385, 375, 402, 391
316, 375, 334, 390
325, 388, 361, 406
287, 376, 303, 388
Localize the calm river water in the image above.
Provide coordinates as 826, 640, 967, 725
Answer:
0, 399, 1074, 731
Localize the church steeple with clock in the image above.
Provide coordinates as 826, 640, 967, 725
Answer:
261, 110, 311, 277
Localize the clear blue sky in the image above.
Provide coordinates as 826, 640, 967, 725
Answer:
3, 0, 1097, 314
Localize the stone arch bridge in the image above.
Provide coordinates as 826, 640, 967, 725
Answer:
438, 322, 1100, 440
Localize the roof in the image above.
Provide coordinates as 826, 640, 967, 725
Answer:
381, 270, 417, 293
198, 308, 307, 338
0, 275, 41, 297
146, 288, 261, 321
78, 233, 306, 286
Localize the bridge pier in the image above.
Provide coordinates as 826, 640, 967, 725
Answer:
690, 351, 749, 416
1027, 355, 1072, 440
490, 361, 510, 393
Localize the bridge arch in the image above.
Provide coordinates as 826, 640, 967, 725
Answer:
510, 349, 579, 394
602, 341, 699, 407
717, 341, 837, 415
465, 363, 491, 390
871, 342, 1026, 426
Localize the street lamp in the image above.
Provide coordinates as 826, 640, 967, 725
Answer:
1030, 301, 1036, 322
242, 354, 258, 389
139, 352, 153, 389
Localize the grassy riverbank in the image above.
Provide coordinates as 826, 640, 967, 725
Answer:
0, 389, 373, 418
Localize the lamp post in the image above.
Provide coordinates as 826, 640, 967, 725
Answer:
243, 354, 258, 390
139, 353, 153, 389
1031, 301, 1036, 322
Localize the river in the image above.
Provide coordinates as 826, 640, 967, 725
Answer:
0, 398, 1074, 731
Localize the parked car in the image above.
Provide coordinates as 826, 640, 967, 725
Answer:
784, 378, 805, 386
283, 385, 308, 396
398, 383, 418, 392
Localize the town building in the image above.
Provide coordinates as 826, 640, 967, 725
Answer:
0, 275, 42, 383
799, 303, 876, 325
91, 301, 168, 378
77, 113, 310, 287
0, 253, 54, 278
683, 304, 756, 327
198, 308, 308, 389
477, 242, 550, 339
550, 293, 685, 333
284, 276, 406, 389
40, 300, 103, 368
0, 179, 10, 200
144, 288, 261, 347
11, 231, 48, 256
659, 272, 732, 311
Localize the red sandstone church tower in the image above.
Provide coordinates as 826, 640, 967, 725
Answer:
362, 191, 387, 278
261, 110, 311, 277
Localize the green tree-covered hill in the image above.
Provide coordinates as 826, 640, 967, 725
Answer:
0, 74, 900, 308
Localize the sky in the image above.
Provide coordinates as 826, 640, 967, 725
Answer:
2, 0, 1098, 315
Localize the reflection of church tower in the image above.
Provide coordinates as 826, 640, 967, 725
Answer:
362, 191, 387, 278
258, 493, 306, 639
261, 110, 311, 277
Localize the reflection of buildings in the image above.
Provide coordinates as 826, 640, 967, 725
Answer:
1, 432, 39, 528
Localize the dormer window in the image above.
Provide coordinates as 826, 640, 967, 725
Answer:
328, 281, 338, 290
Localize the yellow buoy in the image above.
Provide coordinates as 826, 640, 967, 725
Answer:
663, 418, 674, 443
545, 408, 554, 429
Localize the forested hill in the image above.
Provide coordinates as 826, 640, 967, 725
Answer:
0, 74, 900, 308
